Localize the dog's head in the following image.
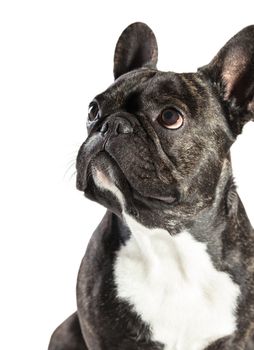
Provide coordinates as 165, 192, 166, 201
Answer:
76, 23, 254, 229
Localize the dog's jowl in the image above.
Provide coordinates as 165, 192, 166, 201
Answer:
49, 23, 254, 350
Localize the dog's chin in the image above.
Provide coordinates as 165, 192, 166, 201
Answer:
80, 151, 178, 216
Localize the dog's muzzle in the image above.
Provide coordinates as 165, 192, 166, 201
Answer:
76, 113, 136, 192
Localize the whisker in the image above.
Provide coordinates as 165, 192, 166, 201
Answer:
69, 170, 77, 182
64, 160, 76, 180
66, 157, 76, 167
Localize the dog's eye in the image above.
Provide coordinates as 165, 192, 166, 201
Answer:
88, 102, 99, 121
158, 108, 183, 130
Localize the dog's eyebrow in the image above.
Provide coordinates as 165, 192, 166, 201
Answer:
144, 72, 208, 116
153, 73, 190, 95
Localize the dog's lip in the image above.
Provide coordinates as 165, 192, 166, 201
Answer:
149, 194, 177, 204
132, 188, 178, 208
76, 152, 103, 192
77, 150, 178, 207
79, 168, 177, 209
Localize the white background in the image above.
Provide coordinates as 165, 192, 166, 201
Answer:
1, 1, 254, 349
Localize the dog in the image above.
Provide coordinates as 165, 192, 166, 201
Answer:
49, 23, 254, 350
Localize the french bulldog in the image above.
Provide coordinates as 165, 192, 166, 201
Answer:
49, 23, 254, 350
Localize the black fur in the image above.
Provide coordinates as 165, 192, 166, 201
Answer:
49, 23, 254, 350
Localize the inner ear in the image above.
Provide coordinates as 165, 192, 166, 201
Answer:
113, 22, 158, 80
199, 26, 254, 110
222, 46, 251, 102
198, 25, 254, 134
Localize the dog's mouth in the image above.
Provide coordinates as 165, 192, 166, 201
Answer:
76, 149, 178, 212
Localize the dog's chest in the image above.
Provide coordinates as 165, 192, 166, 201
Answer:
113, 214, 240, 350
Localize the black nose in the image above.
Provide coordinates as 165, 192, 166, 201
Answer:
99, 116, 133, 136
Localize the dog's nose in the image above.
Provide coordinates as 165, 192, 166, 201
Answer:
99, 116, 133, 136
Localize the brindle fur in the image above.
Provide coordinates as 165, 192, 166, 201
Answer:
49, 23, 254, 350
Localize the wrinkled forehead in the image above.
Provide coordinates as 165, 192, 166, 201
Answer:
94, 69, 208, 112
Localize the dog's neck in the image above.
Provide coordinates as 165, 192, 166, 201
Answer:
113, 156, 251, 247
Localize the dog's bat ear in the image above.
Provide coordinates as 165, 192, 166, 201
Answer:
198, 25, 254, 135
113, 22, 158, 80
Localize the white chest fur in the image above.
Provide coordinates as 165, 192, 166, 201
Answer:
92, 169, 240, 349
114, 213, 240, 350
